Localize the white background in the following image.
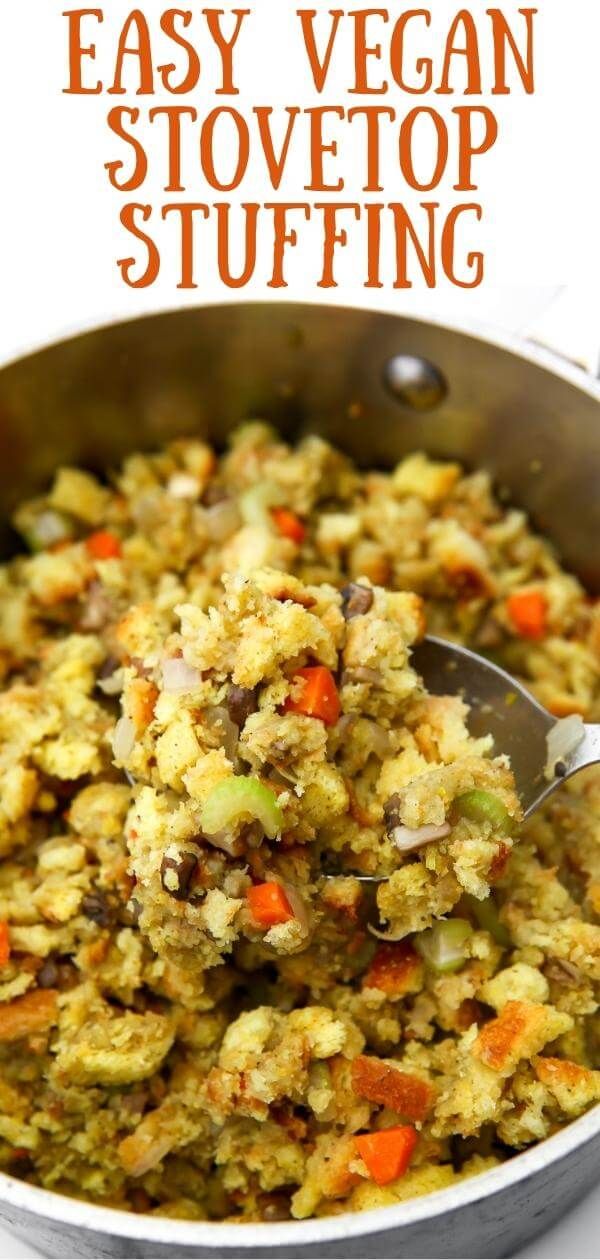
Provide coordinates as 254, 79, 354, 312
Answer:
0, 2, 599, 1256
0, 0, 599, 357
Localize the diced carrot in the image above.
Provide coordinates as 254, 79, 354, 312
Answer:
506, 590, 547, 640
247, 882, 294, 928
363, 941, 423, 998
351, 1055, 435, 1122
0, 922, 9, 967
271, 508, 306, 545
285, 666, 341, 726
86, 530, 122, 561
355, 1125, 418, 1186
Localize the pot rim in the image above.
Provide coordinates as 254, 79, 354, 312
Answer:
1, 1101, 599, 1248
1, 298, 600, 406
1, 300, 599, 1247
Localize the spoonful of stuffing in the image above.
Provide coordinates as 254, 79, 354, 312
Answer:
338, 636, 600, 886
413, 636, 600, 817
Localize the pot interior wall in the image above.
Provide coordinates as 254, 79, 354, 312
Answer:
0, 304, 598, 588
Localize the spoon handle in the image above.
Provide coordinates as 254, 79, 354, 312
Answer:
526, 722, 600, 817
564, 723, 600, 779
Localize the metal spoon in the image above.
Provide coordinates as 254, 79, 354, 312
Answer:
330, 636, 600, 885
413, 637, 600, 815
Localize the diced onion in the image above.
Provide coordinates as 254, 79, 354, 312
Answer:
390, 822, 451, 853
166, 473, 200, 500
80, 581, 113, 631
545, 715, 585, 781
204, 828, 245, 858
335, 714, 357, 742
162, 658, 202, 692
204, 499, 242, 542
341, 667, 382, 686
365, 720, 392, 760
280, 881, 309, 935
239, 481, 285, 527
97, 668, 125, 696
24, 510, 74, 551
112, 715, 135, 762
367, 923, 408, 942
202, 705, 239, 762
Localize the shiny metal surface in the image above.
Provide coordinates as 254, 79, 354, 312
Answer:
382, 352, 448, 410
0, 303, 599, 587
0, 302, 599, 1258
412, 636, 600, 816
2, 1105, 600, 1258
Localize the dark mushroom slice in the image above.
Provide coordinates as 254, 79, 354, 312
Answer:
160, 851, 198, 901
383, 794, 403, 837
123, 896, 143, 927
81, 890, 116, 928
226, 684, 259, 727
341, 583, 374, 620
201, 482, 230, 507
37, 956, 79, 990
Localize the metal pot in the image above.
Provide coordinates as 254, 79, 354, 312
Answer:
0, 302, 599, 1259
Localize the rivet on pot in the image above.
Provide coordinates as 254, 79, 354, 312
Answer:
383, 355, 447, 411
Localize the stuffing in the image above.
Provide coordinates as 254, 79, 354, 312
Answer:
533, 1056, 600, 1115
0, 428, 598, 1224
48, 467, 110, 526
54, 1009, 175, 1086
478, 963, 550, 1010
0, 990, 58, 1042
392, 453, 461, 504
473, 1002, 573, 1075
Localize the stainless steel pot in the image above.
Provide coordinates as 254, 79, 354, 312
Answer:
0, 302, 599, 1259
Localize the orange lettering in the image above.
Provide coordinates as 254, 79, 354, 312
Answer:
108, 10, 154, 95
200, 108, 250, 191
202, 8, 250, 94
118, 204, 160, 287
315, 202, 361, 287
254, 107, 300, 190
105, 107, 147, 191
390, 10, 432, 93
149, 106, 197, 192
488, 7, 536, 94
441, 203, 483, 287
63, 8, 103, 93
350, 9, 389, 94
453, 106, 498, 191
266, 203, 311, 287
436, 11, 482, 96
158, 10, 201, 93
162, 203, 209, 288
297, 9, 343, 93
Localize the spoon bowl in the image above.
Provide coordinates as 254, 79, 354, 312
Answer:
412, 636, 600, 816
332, 637, 600, 885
